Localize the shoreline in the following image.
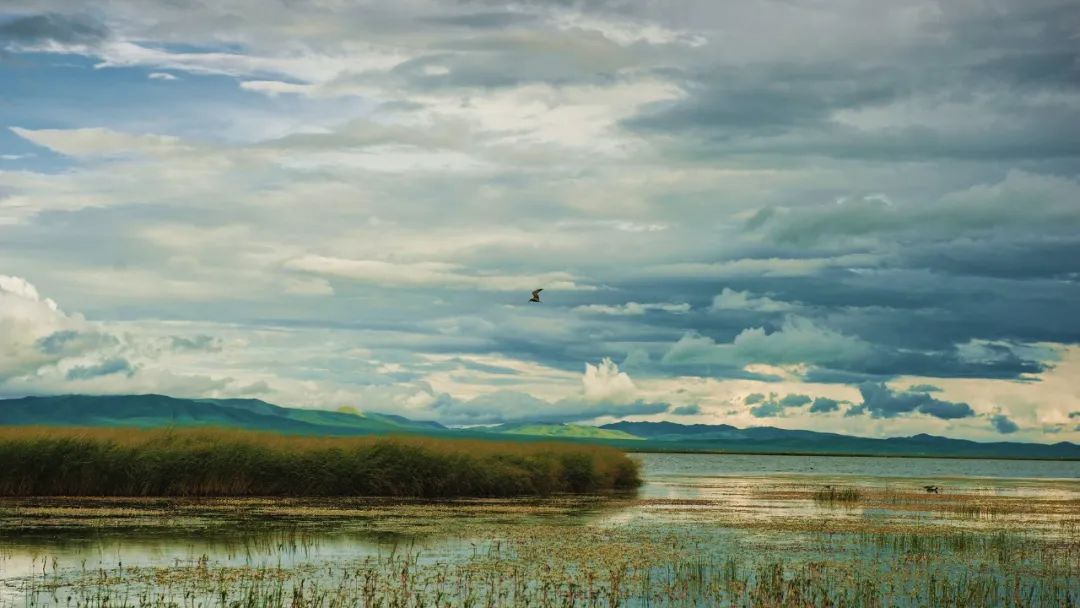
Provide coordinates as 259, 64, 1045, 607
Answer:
624, 448, 1080, 462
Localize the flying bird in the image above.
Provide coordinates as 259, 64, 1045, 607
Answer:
529, 288, 543, 303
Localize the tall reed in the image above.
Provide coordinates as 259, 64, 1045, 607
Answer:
0, 426, 641, 497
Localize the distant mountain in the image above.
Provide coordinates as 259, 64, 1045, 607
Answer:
487, 422, 643, 440
597, 421, 1080, 459
0, 394, 445, 436
1, 395, 1077, 459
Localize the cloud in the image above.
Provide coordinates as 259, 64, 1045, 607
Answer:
423, 358, 668, 424
907, 384, 943, 393
575, 301, 690, 315
65, 357, 134, 380
0, 276, 267, 399
0, 274, 85, 380
582, 357, 636, 403
779, 394, 811, 407
808, 397, 841, 413
11, 127, 187, 158
284, 255, 592, 291
847, 383, 975, 420
747, 392, 813, 418
990, 414, 1020, 434
436, 390, 669, 425
0, 13, 108, 46
663, 316, 873, 370
711, 288, 795, 312
669, 404, 701, 416
0, 0, 1078, 443
170, 335, 223, 352
749, 172, 1080, 247
421, 12, 539, 29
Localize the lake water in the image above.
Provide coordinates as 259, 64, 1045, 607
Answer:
2, 453, 1078, 606
636, 452, 1080, 481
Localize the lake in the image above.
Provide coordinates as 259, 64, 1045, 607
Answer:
2, 452, 1078, 607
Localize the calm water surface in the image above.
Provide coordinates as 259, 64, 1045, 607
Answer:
637, 452, 1080, 480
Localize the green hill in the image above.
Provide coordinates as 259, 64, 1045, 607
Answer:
488, 422, 644, 440
2, 394, 1077, 459
0, 394, 444, 436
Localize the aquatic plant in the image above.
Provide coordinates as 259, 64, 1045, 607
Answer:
813, 485, 861, 503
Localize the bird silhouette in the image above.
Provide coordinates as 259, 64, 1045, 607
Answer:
529, 288, 543, 303
923, 485, 940, 494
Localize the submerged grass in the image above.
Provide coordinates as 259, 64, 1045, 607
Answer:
10, 537, 1079, 608
0, 426, 641, 497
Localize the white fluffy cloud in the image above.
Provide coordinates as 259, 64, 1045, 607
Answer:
583, 358, 637, 403
576, 302, 690, 315
711, 288, 795, 312
0, 275, 77, 379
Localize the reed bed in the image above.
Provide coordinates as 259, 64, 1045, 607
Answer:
0, 426, 640, 497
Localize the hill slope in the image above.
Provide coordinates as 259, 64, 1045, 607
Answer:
1, 395, 1076, 459
0, 394, 444, 436
598, 421, 1080, 459
487, 422, 643, 440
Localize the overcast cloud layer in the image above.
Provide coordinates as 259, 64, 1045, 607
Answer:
1, 0, 1078, 441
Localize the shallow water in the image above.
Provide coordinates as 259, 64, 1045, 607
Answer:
637, 452, 1080, 481
1, 452, 1078, 606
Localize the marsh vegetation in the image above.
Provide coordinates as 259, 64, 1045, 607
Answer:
0, 427, 640, 497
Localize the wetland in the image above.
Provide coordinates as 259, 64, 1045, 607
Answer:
1, 453, 1078, 607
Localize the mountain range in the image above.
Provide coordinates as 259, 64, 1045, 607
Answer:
1, 394, 1077, 460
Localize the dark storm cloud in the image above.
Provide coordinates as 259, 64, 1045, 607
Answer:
991, 414, 1020, 434
748, 393, 813, 418
657, 304, 1051, 383
669, 404, 701, 415
626, 64, 902, 137
970, 51, 1080, 90
620, 2, 1080, 163
808, 397, 840, 413
65, 357, 134, 380
846, 383, 975, 420
749, 401, 783, 418
422, 12, 538, 28
779, 394, 811, 408
748, 172, 1080, 248
0, 13, 108, 45
903, 237, 1080, 281
36, 329, 118, 356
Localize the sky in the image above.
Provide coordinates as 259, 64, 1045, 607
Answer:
1, 0, 1079, 442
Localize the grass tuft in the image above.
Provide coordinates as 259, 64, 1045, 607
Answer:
813, 485, 861, 503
